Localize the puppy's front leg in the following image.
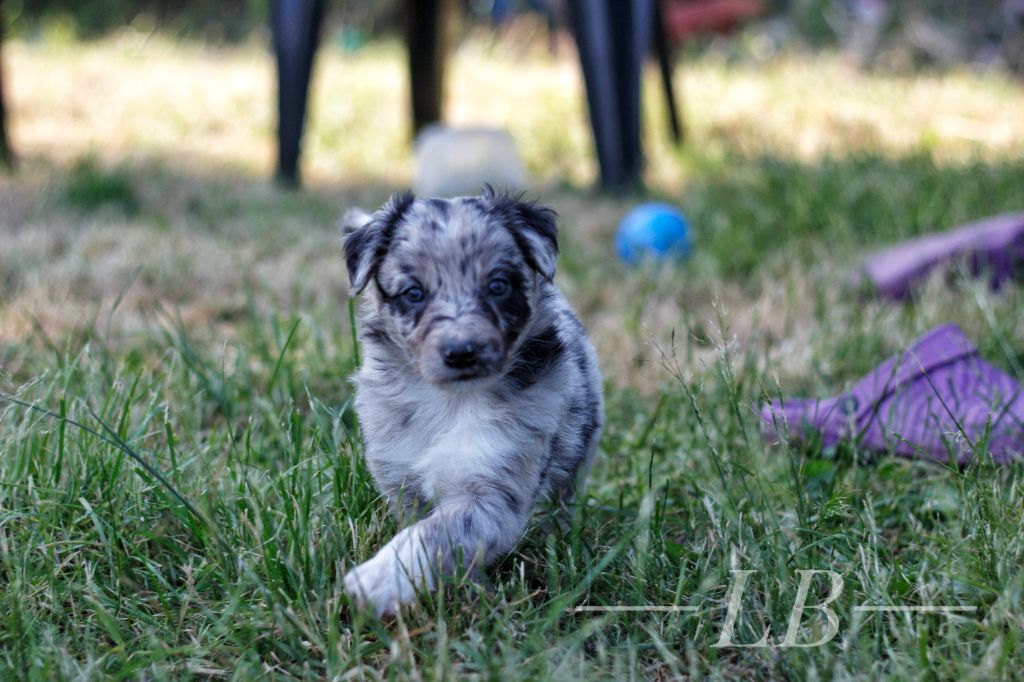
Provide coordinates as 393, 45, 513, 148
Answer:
344, 485, 532, 616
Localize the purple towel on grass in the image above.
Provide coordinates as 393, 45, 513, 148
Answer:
762, 324, 1024, 465
860, 213, 1024, 299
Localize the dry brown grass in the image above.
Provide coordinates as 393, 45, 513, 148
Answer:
2, 34, 1024, 392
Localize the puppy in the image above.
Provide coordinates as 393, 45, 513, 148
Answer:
340, 188, 603, 616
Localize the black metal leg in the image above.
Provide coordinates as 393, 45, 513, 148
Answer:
272, 0, 325, 187
406, 0, 453, 137
653, 0, 684, 146
610, 0, 653, 184
567, 0, 653, 190
0, 10, 13, 171
568, 0, 623, 188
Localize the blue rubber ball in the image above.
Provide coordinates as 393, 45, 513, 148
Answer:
615, 203, 692, 266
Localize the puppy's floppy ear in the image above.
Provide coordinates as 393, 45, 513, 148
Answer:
339, 208, 372, 235
484, 186, 559, 281
341, 191, 415, 294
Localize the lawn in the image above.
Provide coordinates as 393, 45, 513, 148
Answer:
2, 33, 1024, 679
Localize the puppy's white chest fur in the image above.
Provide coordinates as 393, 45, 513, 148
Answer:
411, 394, 509, 499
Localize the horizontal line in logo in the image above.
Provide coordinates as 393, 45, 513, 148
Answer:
573, 605, 978, 614
852, 605, 978, 613
572, 606, 700, 613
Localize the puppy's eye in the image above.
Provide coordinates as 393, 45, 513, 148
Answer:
487, 277, 510, 297
401, 286, 425, 304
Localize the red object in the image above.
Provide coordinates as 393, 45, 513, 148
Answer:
663, 0, 766, 42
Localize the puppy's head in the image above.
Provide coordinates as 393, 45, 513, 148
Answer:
343, 188, 558, 386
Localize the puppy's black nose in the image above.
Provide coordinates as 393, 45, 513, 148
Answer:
443, 341, 479, 369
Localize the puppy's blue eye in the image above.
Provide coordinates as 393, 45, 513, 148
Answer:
487, 277, 510, 296
402, 286, 425, 303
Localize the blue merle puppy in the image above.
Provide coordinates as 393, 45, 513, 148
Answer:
340, 188, 603, 616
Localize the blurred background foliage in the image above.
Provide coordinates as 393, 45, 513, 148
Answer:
3, 0, 396, 43
4, 0, 1022, 75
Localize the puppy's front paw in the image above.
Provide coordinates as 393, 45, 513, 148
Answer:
343, 551, 418, 617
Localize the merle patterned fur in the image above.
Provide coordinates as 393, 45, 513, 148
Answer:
339, 188, 603, 616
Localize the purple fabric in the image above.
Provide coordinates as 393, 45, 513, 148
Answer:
860, 214, 1024, 299
761, 324, 1024, 465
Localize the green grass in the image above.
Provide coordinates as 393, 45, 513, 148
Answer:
2, 36, 1024, 679
63, 156, 139, 214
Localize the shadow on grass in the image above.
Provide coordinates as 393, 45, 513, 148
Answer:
3, 151, 405, 233
10, 146, 1024, 278
671, 149, 1024, 278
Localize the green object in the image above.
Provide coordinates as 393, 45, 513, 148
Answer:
337, 25, 365, 53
